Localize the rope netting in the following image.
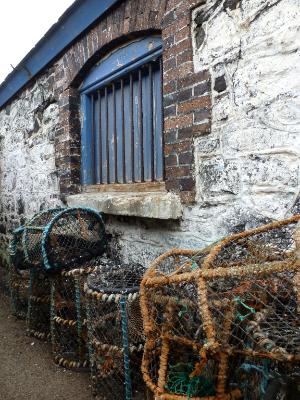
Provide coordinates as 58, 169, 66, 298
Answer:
8, 266, 29, 320
140, 217, 300, 400
10, 207, 106, 271
27, 269, 51, 340
8, 206, 106, 350
8, 227, 30, 318
50, 257, 106, 370
85, 261, 149, 400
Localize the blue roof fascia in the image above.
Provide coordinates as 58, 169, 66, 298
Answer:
0, 0, 122, 109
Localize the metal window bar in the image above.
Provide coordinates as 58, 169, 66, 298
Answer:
105, 86, 110, 184
121, 78, 126, 183
130, 73, 135, 183
159, 57, 165, 181
97, 90, 103, 184
89, 58, 163, 185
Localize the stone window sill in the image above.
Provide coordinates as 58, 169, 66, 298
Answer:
66, 191, 183, 220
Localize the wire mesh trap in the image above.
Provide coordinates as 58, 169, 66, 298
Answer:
140, 248, 242, 400
8, 227, 30, 318
27, 269, 51, 340
85, 261, 148, 400
8, 265, 30, 320
50, 258, 104, 370
140, 217, 300, 400
11, 207, 106, 271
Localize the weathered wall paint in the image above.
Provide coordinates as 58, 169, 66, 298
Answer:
0, 71, 62, 263
192, 0, 300, 222
0, 0, 299, 276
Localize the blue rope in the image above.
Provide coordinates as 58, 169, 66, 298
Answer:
120, 296, 132, 400
74, 277, 83, 360
50, 279, 56, 350
26, 269, 35, 326
85, 299, 95, 367
240, 359, 271, 396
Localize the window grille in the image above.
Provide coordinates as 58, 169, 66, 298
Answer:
80, 38, 164, 186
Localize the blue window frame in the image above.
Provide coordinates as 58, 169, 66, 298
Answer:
80, 36, 164, 185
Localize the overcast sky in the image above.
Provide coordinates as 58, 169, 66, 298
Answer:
0, 0, 75, 84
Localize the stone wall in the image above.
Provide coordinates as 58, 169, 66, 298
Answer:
0, 70, 62, 266
0, 0, 299, 277
191, 0, 300, 228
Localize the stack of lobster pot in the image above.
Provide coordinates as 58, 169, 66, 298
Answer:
9, 206, 107, 363
84, 260, 150, 399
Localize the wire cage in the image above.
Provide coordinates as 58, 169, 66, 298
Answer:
8, 227, 30, 318
21, 207, 106, 271
85, 261, 149, 400
8, 266, 30, 320
50, 257, 105, 370
27, 269, 51, 340
139, 248, 241, 400
140, 217, 300, 400
198, 216, 300, 399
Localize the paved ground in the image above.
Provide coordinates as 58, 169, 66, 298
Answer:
0, 293, 92, 400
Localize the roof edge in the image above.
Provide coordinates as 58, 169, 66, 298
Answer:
0, 0, 121, 109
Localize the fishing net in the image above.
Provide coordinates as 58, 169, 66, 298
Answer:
26, 269, 51, 340
140, 248, 242, 400
85, 260, 148, 400
8, 266, 29, 320
50, 257, 105, 370
10, 207, 106, 271
8, 227, 29, 318
140, 217, 300, 400
198, 216, 300, 399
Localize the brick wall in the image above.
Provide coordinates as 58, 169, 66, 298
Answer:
53, 0, 210, 204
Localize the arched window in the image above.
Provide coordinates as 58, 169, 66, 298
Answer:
80, 36, 163, 186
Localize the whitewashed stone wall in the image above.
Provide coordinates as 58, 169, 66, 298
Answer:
190, 0, 300, 227
109, 0, 300, 265
0, 0, 299, 271
0, 72, 61, 258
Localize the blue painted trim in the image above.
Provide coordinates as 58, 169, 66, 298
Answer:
0, 0, 122, 109
81, 94, 94, 185
81, 36, 163, 185
80, 37, 163, 94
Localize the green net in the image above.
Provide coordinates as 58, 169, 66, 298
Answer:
165, 363, 215, 398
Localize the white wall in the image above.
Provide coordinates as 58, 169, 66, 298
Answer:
0, 72, 61, 255
191, 0, 300, 227
1, 0, 299, 268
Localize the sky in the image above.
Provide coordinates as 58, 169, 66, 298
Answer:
0, 0, 75, 84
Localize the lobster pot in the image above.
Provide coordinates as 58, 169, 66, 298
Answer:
140, 249, 242, 400
141, 217, 300, 400
27, 269, 51, 340
50, 258, 102, 370
85, 262, 147, 400
19, 207, 106, 271
10, 226, 27, 270
8, 266, 30, 320
9, 228, 50, 327
199, 216, 300, 399
8, 228, 29, 318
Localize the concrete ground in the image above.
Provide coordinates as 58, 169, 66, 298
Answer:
0, 293, 92, 400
